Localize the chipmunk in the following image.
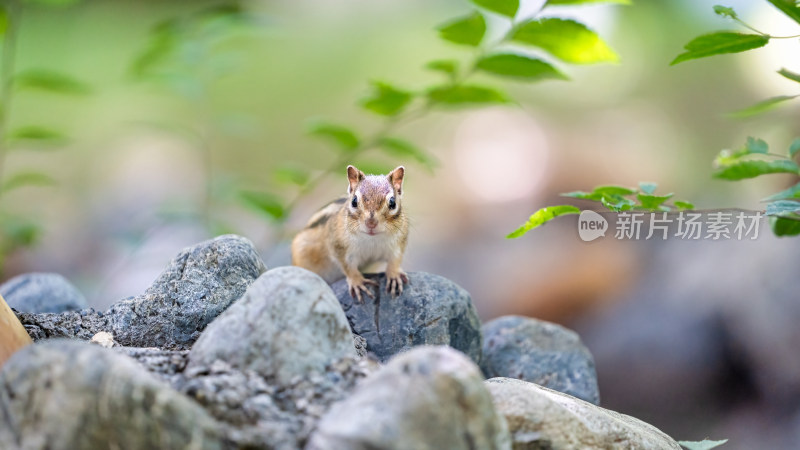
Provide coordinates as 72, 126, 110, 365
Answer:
291, 165, 409, 302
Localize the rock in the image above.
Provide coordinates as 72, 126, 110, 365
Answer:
177, 357, 376, 449
481, 315, 600, 405
115, 347, 190, 383
0, 340, 225, 450
188, 266, 357, 384
486, 377, 681, 450
331, 271, 483, 364
0, 272, 87, 313
180, 359, 299, 448
15, 309, 108, 341
353, 334, 368, 358
307, 346, 511, 450
90, 331, 115, 348
107, 234, 266, 349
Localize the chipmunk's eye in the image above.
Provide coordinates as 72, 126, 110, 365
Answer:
388, 196, 396, 210
351, 196, 358, 208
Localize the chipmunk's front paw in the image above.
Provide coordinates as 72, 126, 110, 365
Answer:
385, 270, 409, 297
347, 276, 378, 303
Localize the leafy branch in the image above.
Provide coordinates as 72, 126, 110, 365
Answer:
713, 136, 800, 236
510, 1, 800, 240
245, 0, 622, 232
130, 4, 259, 233
506, 135, 800, 239
0, 0, 90, 274
674, 2, 800, 237
507, 182, 695, 238
672, 1, 800, 117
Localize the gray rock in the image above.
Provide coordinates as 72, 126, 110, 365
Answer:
180, 360, 299, 448
481, 315, 600, 405
1, 272, 87, 313
0, 340, 225, 450
15, 309, 108, 341
353, 334, 368, 358
188, 266, 357, 384
114, 347, 190, 382
306, 346, 511, 450
331, 271, 483, 364
177, 357, 377, 449
108, 234, 266, 349
486, 377, 681, 450
120, 340, 377, 449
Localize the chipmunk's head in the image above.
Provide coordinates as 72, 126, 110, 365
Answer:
346, 165, 405, 236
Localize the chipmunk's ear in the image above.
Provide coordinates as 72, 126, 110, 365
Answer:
388, 166, 404, 196
347, 165, 365, 194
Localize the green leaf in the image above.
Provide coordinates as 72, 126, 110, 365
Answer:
427, 85, 510, 106
770, 216, 800, 236
130, 19, 180, 79
545, 0, 630, 5
638, 182, 657, 194
671, 32, 769, 65
8, 126, 67, 146
601, 195, 635, 212
675, 201, 695, 210
476, 53, 568, 81
1, 171, 56, 193
562, 185, 635, 201
778, 67, 800, 84
437, 12, 486, 47
714, 159, 800, 180
511, 18, 618, 64
713, 149, 738, 166
361, 81, 413, 117
713, 5, 738, 19
766, 0, 800, 25
728, 95, 799, 118
678, 439, 728, 450
426, 59, 459, 78
0, 6, 8, 36
471, 0, 519, 18
561, 191, 593, 199
378, 137, 439, 171
307, 121, 360, 152
592, 186, 636, 196
0, 218, 40, 249
506, 205, 580, 238
790, 137, 800, 158
196, 4, 252, 30
745, 136, 768, 154
763, 181, 800, 201
638, 192, 673, 210
239, 191, 286, 221
273, 166, 310, 186
14, 69, 91, 95
765, 200, 800, 216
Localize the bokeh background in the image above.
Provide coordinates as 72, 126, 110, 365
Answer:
2, 0, 800, 447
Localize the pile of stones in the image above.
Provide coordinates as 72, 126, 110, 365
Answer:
0, 235, 682, 449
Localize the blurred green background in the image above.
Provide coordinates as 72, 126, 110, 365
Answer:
3, 0, 800, 447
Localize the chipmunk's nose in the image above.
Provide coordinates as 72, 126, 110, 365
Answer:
366, 217, 378, 229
